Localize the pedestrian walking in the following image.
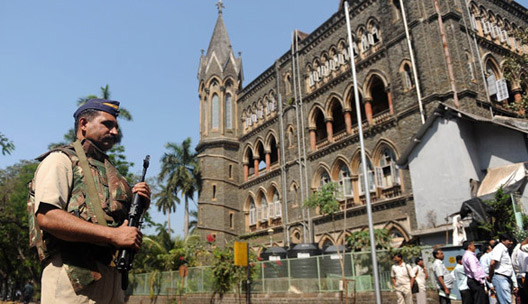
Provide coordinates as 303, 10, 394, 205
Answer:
391, 253, 415, 304
413, 257, 428, 304
490, 234, 518, 304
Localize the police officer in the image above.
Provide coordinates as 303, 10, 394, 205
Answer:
32, 99, 151, 304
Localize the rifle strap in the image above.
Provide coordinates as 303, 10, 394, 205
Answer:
73, 140, 108, 227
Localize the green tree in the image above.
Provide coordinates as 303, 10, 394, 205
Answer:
152, 184, 179, 235
503, 28, 528, 117
159, 138, 201, 238
0, 132, 15, 156
480, 187, 518, 239
304, 182, 349, 303
0, 161, 40, 299
188, 209, 198, 235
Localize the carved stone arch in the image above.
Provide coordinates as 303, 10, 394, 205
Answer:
199, 81, 205, 94
343, 82, 365, 112
363, 70, 389, 99
207, 75, 222, 88
264, 130, 279, 151
399, 59, 415, 90
267, 183, 281, 201
329, 44, 338, 56
308, 104, 326, 128
366, 16, 380, 27
330, 155, 351, 180
487, 10, 496, 22
256, 188, 268, 207
242, 144, 254, 164
325, 93, 345, 116
336, 230, 352, 246
254, 138, 265, 157
244, 192, 256, 211
383, 221, 410, 240
479, 6, 487, 17
482, 54, 502, 78
318, 234, 336, 248
468, 1, 479, 15
223, 76, 235, 88
372, 138, 400, 164
384, 221, 410, 248
312, 163, 331, 189
290, 226, 303, 244
350, 148, 373, 175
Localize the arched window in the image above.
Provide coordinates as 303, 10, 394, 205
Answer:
370, 76, 390, 116
249, 197, 256, 226
358, 159, 375, 195
331, 99, 346, 135
225, 94, 232, 129
403, 64, 414, 90
314, 108, 327, 143
212, 94, 220, 129
259, 193, 269, 222
466, 52, 475, 81
319, 171, 330, 189
269, 136, 279, 165
375, 148, 401, 189
338, 164, 353, 198
271, 188, 281, 218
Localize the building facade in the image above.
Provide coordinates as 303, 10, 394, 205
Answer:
196, 0, 528, 249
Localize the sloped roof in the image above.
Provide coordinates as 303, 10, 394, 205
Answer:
396, 103, 528, 167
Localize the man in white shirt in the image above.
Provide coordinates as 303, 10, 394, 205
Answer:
453, 255, 472, 304
391, 253, 415, 304
490, 234, 518, 304
433, 249, 455, 304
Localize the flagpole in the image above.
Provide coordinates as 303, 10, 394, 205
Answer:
344, 2, 382, 303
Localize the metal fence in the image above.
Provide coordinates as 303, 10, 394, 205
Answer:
131, 249, 433, 297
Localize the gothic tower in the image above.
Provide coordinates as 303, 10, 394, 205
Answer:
196, 1, 243, 245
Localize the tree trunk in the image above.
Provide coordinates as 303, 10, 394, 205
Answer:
184, 199, 189, 237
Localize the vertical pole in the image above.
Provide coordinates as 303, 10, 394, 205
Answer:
344, 2, 382, 303
247, 245, 251, 304
399, 0, 426, 124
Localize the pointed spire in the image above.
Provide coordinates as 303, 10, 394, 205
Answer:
205, 5, 233, 67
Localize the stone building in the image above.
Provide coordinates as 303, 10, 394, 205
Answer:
196, 0, 528, 249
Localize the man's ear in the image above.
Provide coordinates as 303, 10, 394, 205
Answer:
78, 117, 90, 135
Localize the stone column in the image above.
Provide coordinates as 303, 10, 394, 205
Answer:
344, 110, 352, 134
243, 162, 249, 182
254, 158, 260, 177
309, 128, 317, 151
265, 152, 271, 172
364, 98, 373, 125
386, 88, 394, 115
326, 118, 334, 142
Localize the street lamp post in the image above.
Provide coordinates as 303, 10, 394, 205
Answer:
268, 228, 274, 247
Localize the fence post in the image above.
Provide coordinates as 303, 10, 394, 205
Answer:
287, 259, 292, 293
317, 256, 322, 292
350, 252, 355, 277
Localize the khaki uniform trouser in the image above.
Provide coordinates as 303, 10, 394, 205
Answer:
395, 286, 413, 304
41, 254, 125, 304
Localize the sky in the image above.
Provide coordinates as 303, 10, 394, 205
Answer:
1, 0, 527, 236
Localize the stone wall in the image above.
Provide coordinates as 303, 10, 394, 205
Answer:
127, 290, 444, 304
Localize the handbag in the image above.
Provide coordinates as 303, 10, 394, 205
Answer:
405, 263, 420, 294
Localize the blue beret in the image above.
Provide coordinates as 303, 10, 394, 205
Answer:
73, 98, 120, 120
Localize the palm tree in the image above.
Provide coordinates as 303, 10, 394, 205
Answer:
188, 209, 198, 235
152, 183, 179, 235
159, 138, 201, 238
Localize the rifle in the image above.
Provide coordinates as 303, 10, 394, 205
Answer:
116, 155, 150, 290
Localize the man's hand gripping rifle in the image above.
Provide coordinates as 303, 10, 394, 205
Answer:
116, 155, 150, 290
